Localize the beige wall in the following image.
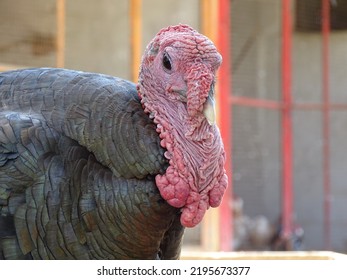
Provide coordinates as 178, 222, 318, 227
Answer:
64, 0, 130, 77
0, 0, 200, 80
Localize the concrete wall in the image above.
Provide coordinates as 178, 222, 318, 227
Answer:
0, 0, 199, 79
232, 0, 347, 252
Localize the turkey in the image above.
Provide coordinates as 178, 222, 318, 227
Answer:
0, 24, 227, 259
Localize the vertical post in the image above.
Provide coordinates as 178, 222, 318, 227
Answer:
281, 0, 293, 239
218, 0, 233, 251
200, 0, 220, 252
322, 0, 331, 250
56, 0, 65, 68
201, 0, 218, 43
130, 0, 142, 83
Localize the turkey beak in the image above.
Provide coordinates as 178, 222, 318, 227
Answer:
203, 84, 216, 125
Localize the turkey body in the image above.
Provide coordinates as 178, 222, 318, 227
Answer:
0, 68, 183, 259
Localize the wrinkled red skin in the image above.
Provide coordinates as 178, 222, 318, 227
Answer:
138, 24, 228, 227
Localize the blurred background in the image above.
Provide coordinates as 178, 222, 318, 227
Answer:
1, 0, 347, 254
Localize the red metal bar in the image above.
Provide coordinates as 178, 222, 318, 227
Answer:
281, 0, 293, 239
231, 96, 283, 110
329, 103, 347, 110
294, 103, 347, 110
231, 96, 347, 111
218, 0, 233, 251
322, 0, 331, 250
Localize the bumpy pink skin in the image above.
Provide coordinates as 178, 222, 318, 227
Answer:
138, 24, 228, 227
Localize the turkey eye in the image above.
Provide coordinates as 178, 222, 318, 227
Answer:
163, 53, 172, 70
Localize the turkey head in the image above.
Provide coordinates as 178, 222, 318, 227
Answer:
138, 24, 228, 227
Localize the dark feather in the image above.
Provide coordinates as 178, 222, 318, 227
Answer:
0, 68, 183, 260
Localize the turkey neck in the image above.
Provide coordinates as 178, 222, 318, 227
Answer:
138, 79, 228, 227
0, 68, 167, 179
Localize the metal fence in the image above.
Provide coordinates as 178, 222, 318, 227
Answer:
230, 0, 347, 252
